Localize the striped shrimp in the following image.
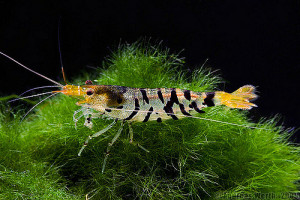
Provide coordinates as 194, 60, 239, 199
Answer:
1, 51, 258, 172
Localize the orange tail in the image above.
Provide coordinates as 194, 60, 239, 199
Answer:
216, 85, 258, 110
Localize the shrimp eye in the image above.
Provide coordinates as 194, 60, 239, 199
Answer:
85, 80, 93, 85
86, 90, 94, 96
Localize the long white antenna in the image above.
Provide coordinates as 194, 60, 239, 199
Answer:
0, 51, 63, 86
19, 85, 61, 96
21, 93, 58, 121
8, 91, 54, 103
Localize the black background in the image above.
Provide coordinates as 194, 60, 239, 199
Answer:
0, 1, 299, 141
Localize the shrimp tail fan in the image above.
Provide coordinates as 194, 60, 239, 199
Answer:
215, 85, 258, 110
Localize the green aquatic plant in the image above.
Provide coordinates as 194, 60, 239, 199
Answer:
0, 41, 299, 199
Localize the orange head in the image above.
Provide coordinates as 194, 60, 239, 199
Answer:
52, 82, 100, 106
52, 80, 122, 109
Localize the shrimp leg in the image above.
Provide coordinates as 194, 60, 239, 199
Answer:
128, 122, 134, 143
73, 109, 85, 129
82, 108, 104, 129
128, 123, 149, 153
102, 120, 124, 173
78, 119, 118, 156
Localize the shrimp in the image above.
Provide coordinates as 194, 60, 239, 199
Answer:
0, 51, 258, 172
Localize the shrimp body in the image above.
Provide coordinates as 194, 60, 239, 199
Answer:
54, 84, 257, 123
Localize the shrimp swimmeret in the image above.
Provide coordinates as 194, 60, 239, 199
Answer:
0, 51, 258, 173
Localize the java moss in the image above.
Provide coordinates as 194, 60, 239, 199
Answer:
0, 41, 299, 199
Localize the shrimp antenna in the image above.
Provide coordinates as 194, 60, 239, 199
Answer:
8, 91, 54, 103
0, 51, 63, 87
62, 67, 67, 85
58, 17, 67, 85
19, 85, 61, 97
21, 93, 58, 121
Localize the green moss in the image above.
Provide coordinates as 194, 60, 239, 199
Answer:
0, 41, 299, 199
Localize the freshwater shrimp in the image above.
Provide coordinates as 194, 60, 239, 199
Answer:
0, 51, 258, 172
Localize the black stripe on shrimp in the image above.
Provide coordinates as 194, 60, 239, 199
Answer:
125, 98, 140, 120
140, 89, 149, 104
143, 107, 154, 122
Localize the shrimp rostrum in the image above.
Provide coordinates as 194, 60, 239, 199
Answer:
0, 51, 258, 173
